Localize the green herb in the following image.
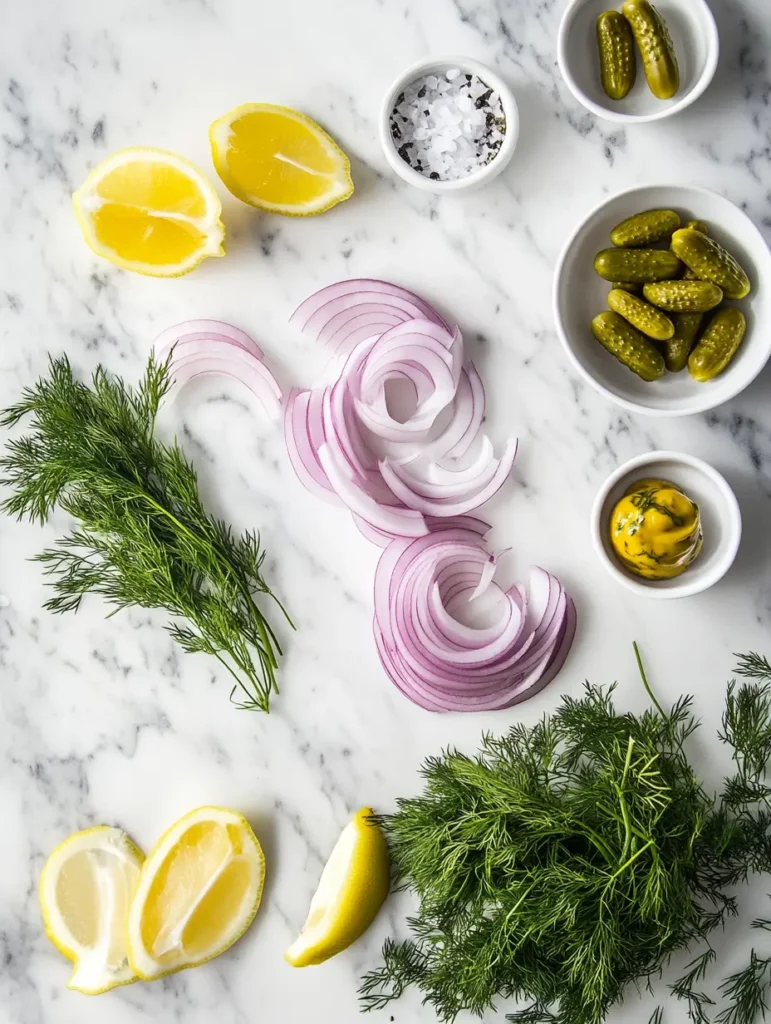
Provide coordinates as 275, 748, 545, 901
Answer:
0, 353, 290, 711
714, 655, 771, 1024
360, 647, 771, 1024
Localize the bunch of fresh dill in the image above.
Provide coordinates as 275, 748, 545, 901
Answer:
0, 353, 290, 711
360, 648, 771, 1024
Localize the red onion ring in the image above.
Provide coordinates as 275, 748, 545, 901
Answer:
154, 320, 282, 421
373, 528, 576, 712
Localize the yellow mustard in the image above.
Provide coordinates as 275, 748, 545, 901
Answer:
609, 478, 702, 581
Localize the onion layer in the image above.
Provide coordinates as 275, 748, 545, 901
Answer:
155, 320, 282, 421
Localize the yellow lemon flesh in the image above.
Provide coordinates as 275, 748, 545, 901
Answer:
285, 807, 389, 967
210, 103, 354, 216
39, 826, 144, 995
73, 147, 225, 277
127, 806, 264, 981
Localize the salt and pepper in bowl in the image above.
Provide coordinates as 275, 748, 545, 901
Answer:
379, 56, 519, 194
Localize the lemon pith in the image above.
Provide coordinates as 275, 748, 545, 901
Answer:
285, 807, 390, 967
39, 825, 144, 995
72, 147, 225, 277
127, 806, 265, 981
209, 103, 354, 216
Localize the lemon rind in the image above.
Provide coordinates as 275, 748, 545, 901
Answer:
284, 807, 390, 968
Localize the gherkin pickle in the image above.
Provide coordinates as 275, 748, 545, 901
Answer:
642, 280, 723, 313
610, 209, 680, 247
688, 308, 747, 382
622, 0, 680, 100
681, 221, 708, 279
591, 311, 666, 381
595, 248, 682, 283
671, 228, 751, 300
608, 288, 675, 341
597, 11, 636, 100
665, 313, 703, 373
611, 281, 642, 294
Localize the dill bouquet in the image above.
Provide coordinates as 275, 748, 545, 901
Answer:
362, 650, 771, 1024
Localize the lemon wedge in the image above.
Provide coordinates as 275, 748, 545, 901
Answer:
73, 147, 225, 277
127, 806, 264, 981
209, 103, 354, 216
285, 807, 389, 967
39, 825, 144, 995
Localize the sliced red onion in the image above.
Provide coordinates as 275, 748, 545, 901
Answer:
373, 527, 576, 712
380, 438, 518, 517
283, 279, 575, 710
155, 321, 282, 420
290, 279, 449, 333
317, 444, 427, 538
155, 319, 264, 359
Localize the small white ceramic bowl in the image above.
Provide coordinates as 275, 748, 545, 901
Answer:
591, 450, 742, 599
557, 0, 719, 124
554, 184, 771, 417
379, 56, 519, 195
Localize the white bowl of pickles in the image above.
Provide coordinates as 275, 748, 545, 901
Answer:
591, 450, 742, 599
554, 184, 771, 417
557, 0, 719, 124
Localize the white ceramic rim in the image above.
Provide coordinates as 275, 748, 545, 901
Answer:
556, 0, 720, 124
590, 450, 742, 599
553, 182, 771, 418
379, 55, 520, 194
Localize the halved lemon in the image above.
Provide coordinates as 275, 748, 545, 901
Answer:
127, 806, 265, 981
73, 147, 225, 277
210, 103, 354, 216
39, 825, 144, 995
285, 807, 389, 967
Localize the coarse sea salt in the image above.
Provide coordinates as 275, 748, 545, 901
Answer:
390, 68, 506, 183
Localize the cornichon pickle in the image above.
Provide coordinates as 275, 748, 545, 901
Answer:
642, 280, 723, 312
679, 221, 708, 279
665, 312, 703, 373
671, 228, 751, 299
594, 248, 682, 283
597, 11, 636, 101
688, 307, 747, 382
608, 288, 675, 341
611, 281, 642, 294
622, 0, 679, 100
591, 311, 666, 381
610, 209, 681, 247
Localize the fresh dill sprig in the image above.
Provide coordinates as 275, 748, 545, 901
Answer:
717, 954, 771, 1024
361, 649, 771, 1024
0, 353, 291, 711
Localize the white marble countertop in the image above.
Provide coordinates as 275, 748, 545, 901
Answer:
2, 1, 771, 1023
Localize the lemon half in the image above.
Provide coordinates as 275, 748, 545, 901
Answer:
285, 807, 389, 967
210, 103, 354, 216
73, 147, 225, 277
40, 826, 144, 995
127, 806, 265, 981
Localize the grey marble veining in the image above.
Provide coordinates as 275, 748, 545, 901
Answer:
2, 1, 771, 1022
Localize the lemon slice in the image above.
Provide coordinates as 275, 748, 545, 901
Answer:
127, 806, 264, 981
285, 807, 389, 967
73, 147, 225, 277
210, 103, 354, 216
39, 826, 144, 995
